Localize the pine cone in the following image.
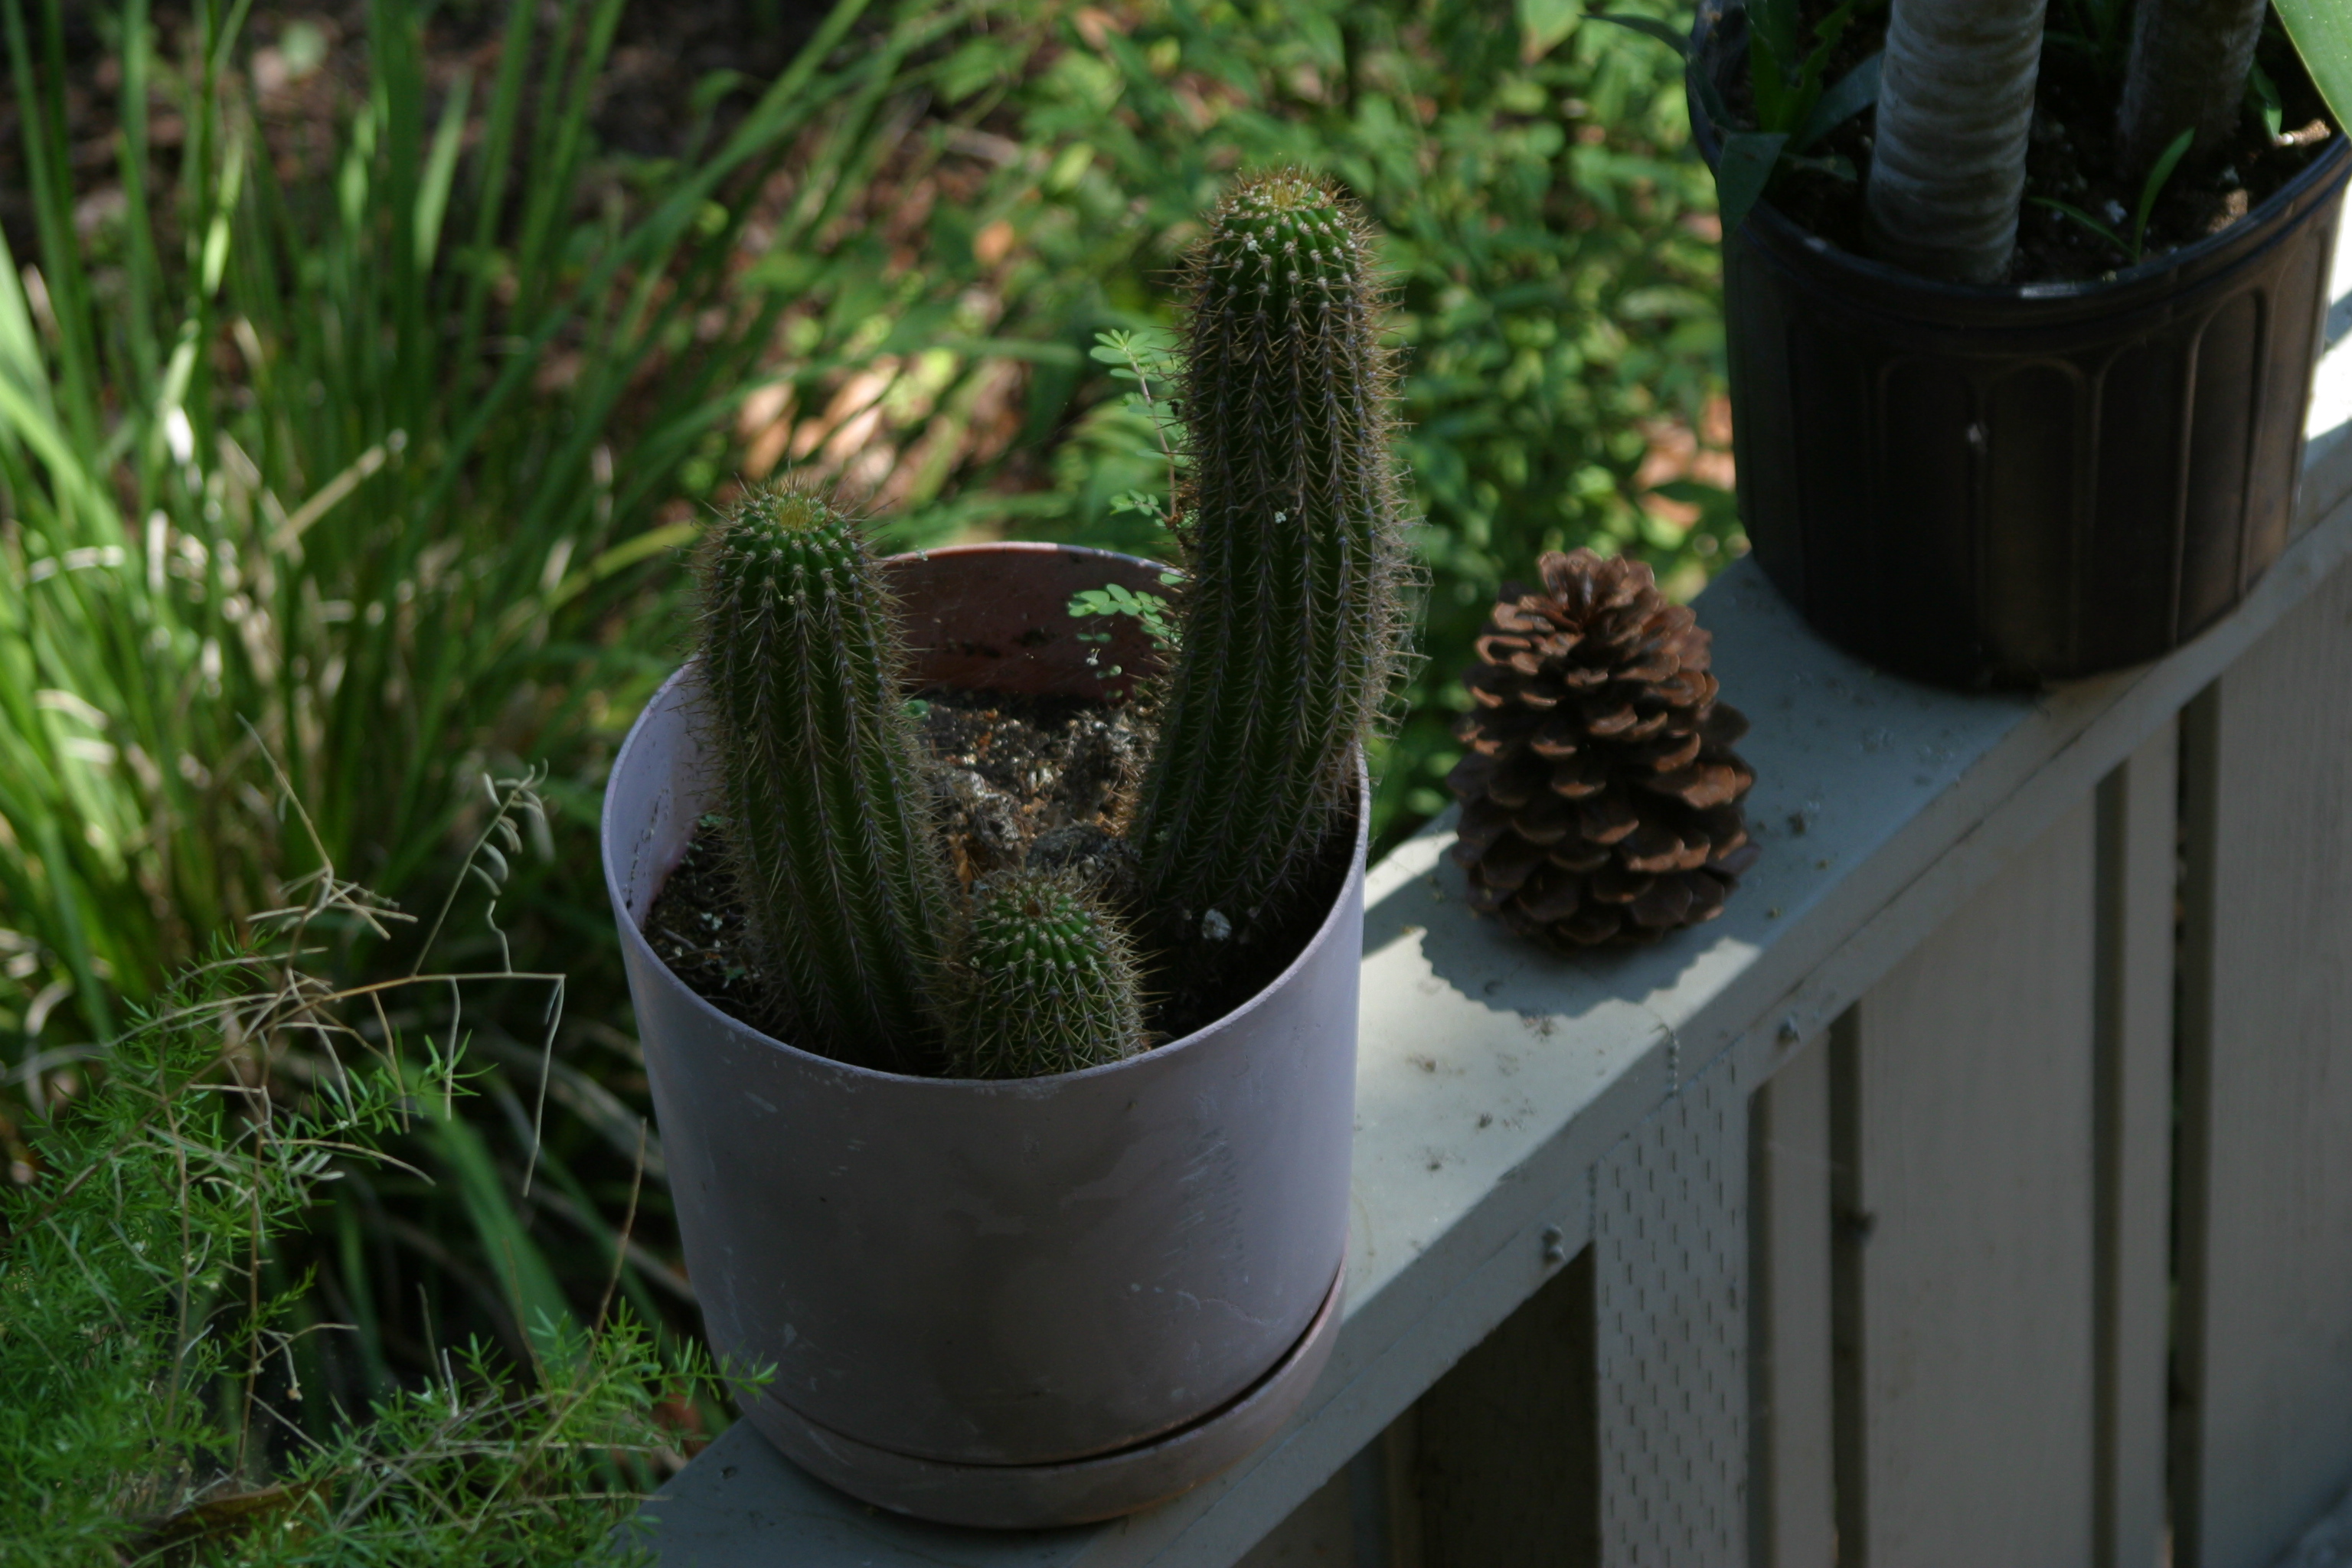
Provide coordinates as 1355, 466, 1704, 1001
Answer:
1446, 549, 1760, 948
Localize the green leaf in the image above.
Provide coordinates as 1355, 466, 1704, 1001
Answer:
1616, 285, 1715, 317
414, 70, 472, 270
1749, 0, 1805, 72
418, 1096, 582, 1364
1795, 0, 1860, 88
2030, 195, 2126, 254
1067, 583, 1176, 649
2248, 60, 2285, 142
1586, 12, 1688, 58
1748, 24, 1798, 131
1518, 0, 1583, 60
2276, 0, 2352, 135
2132, 126, 2196, 256
1715, 132, 1788, 231
1782, 150, 1857, 181
1689, 55, 1737, 132
1795, 51, 1880, 151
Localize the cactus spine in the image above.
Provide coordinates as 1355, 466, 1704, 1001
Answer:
952, 870, 1148, 1080
1133, 170, 1409, 935
694, 486, 956, 1073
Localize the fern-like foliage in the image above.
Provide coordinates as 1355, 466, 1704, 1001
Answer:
951, 870, 1148, 1080
1132, 170, 1411, 939
0, 946, 731, 1568
694, 485, 958, 1073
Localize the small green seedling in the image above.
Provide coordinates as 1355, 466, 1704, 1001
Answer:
1070, 578, 1181, 653
2030, 126, 2195, 266
1089, 328, 1188, 533
2248, 60, 2286, 142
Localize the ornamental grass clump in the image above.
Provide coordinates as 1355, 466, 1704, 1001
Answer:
0, 777, 726, 1567
1132, 172, 1412, 943
694, 486, 959, 1075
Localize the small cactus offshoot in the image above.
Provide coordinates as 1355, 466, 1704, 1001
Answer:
694, 485, 956, 1073
952, 870, 1148, 1080
1132, 169, 1410, 939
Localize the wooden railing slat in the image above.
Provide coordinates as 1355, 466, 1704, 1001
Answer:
1838, 799, 2100, 1567
2178, 560, 2352, 1568
1407, 1248, 1598, 1568
2094, 724, 2178, 1568
1751, 1036, 1835, 1568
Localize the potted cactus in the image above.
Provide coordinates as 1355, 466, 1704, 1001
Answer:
1672, 0, 2352, 685
602, 172, 1406, 1527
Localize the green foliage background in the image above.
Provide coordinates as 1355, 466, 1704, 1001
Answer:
1, 868, 725, 1566
871, 0, 1734, 837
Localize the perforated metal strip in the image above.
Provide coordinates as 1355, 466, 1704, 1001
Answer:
1595, 1050, 1749, 1566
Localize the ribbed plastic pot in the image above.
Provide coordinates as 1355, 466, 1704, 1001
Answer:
601, 543, 1362, 1527
1691, 4, 2352, 686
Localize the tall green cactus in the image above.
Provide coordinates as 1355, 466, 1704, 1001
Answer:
952, 870, 1148, 1080
1133, 170, 1410, 936
694, 485, 956, 1073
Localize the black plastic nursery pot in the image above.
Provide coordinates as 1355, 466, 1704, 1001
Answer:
1690, 7, 2352, 687
602, 544, 1363, 1529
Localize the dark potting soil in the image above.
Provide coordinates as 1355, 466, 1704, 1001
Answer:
640, 687, 1352, 1061
917, 687, 1150, 898
1731, 13, 2335, 285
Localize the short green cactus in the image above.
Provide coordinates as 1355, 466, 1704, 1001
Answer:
694, 485, 956, 1073
952, 871, 1148, 1080
1132, 169, 1410, 936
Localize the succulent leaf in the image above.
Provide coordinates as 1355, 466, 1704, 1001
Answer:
1133, 170, 1410, 934
952, 870, 1148, 1080
694, 484, 956, 1073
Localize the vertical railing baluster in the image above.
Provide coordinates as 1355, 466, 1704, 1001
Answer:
1750, 1036, 1835, 1568
2092, 724, 2178, 1568
1831, 799, 2101, 1566
2175, 561, 2352, 1568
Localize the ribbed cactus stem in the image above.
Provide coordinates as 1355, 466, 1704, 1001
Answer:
1134, 170, 1407, 936
952, 871, 1148, 1080
694, 486, 956, 1073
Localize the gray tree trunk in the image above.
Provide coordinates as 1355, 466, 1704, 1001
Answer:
2118, 0, 2268, 177
1865, 0, 2051, 284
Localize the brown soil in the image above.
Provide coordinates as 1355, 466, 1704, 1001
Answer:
640, 821, 768, 1028
920, 688, 1152, 897
642, 684, 1353, 1063
1738, 14, 2336, 284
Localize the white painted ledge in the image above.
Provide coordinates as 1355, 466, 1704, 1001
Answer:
639, 240, 2352, 1568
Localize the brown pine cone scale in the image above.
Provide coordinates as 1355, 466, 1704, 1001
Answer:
1447, 549, 1761, 949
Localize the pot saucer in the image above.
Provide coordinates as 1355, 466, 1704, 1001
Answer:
737, 1262, 1346, 1530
